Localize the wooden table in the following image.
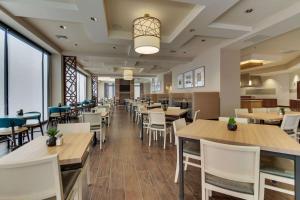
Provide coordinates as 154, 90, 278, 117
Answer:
140, 108, 188, 141
176, 119, 300, 200
238, 112, 300, 123
0, 133, 93, 166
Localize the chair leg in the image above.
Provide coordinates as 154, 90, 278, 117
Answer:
205, 189, 210, 200
184, 157, 189, 171
174, 148, 180, 183
169, 128, 172, 144
259, 174, 265, 200
99, 132, 102, 150
31, 128, 34, 140
163, 131, 166, 149
149, 130, 152, 147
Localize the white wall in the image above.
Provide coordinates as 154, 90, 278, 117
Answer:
171, 45, 221, 93
50, 54, 62, 106
289, 70, 300, 100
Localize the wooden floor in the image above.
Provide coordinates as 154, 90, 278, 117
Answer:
88, 107, 293, 200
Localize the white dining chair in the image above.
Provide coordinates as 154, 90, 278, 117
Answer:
95, 107, 110, 127
168, 107, 181, 109
201, 139, 260, 200
280, 114, 300, 140
267, 107, 280, 113
259, 157, 294, 199
148, 112, 168, 149
82, 112, 105, 149
218, 117, 249, 124
193, 110, 201, 122
234, 108, 249, 118
173, 118, 201, 183
57, 122, 91, 186
0, 154, 81, 200
252, 108, 268, 113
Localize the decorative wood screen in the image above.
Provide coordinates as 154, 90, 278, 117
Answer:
91, 75, 98, 102
63, 56, 77, 105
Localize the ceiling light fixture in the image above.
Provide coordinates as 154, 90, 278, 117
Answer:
90, 17, 98, 22
123, 69, 133, 80
59, 25, 67, 29
133, 14, 161, 54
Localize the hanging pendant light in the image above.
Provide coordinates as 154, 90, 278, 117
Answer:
123, 69, 133, 80
133, 14, 161, 54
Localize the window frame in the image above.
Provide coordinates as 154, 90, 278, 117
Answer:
0, 21, 50, 121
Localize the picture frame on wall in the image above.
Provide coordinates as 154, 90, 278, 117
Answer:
194, 66, 205, 87
184, 70, 193, 88
177, 74, 183, 89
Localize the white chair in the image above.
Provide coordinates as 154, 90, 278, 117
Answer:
193, 110, 201, 122
0, 154, 81, 200
201, 139, 260, 200
173, 118, 201, 183
148, 112, 168, 149
267, 107, 280, 113
57, 123, 90, 134
218, 117, 249, 124
168, 107, 181, 110
252, 108, 268, 113
235, 108, 249, 118
57, 123, 91, 187
82, 112, 104, 149
95, 107, 110, 127
259, 157, 294, 199
280, 114, 300, 140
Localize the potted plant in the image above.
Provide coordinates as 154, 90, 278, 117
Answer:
279, 107, 285, 115
46, 128, 59, 146
227, 117, 237, 131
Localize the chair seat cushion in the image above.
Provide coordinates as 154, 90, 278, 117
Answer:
0, 127, 28, 136
183, 141, 200, 156
206, 173, 254, 195
261, 167, 294, 179
61, 169, 81, 199
150, 124, 165, 129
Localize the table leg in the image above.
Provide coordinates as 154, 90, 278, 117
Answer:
38, 118, 44, 136
140, 113, 144, 141
296, 155, 300, 200
18, 132, 23, 146
179, 137, 184, 200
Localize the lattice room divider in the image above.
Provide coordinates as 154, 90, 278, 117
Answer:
63, 56, 77, 105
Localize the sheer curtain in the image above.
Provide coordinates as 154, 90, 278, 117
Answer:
77, 72, 87, 102
7, 33, 43, 116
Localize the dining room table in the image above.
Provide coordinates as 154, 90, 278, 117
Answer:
0, 112, 44, 146
237, 111, 300, 124
139, 108, 188, 141
176, 119, 300, 200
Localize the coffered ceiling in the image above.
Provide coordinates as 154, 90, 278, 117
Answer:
0, 0, 299, 77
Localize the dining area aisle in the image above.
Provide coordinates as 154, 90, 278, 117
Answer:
88, 107, 292, 200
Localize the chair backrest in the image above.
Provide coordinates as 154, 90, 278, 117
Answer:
252, 108, 268, 113
173, 118, 187, 146
201, 139, 260, 190
193, 110, 200, 122
149, 112, 165, 125
218, 117, 249, 124
82, 112, 102, 126
153, 103, 161, 106
168, 107, 180, 110
57, 123, 90, 134
267, 107, 280, 113
0, 154, 63, 200
96, 107, 108, 113
234, 108, 248, 117
281, 114, 300, 132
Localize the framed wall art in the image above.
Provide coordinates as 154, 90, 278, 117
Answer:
177, 74, 183, 89
184, 71, 193, 88
194, 66, 205, 87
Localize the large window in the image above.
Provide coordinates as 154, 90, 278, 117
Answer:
77, 72, 87, 102
104, 83, 115, 99
0, 23, 49, 121
0, 28, 4, 115
134, 83, 141, 99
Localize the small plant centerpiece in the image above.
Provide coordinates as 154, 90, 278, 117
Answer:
279, 107, 285, 116
227, 117, 237, 131
46, 128, 59, 147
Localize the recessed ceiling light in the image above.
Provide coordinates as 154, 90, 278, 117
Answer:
183, 51, 187, 54
90, 17, 98, 22
189, 28, 196, 32
113, 46, 117, 49
201, 39, 206, 42
245, 8, 254, 13
74, 43, 78, 47
59, 25, 67, 29
55, 35, 68, 40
